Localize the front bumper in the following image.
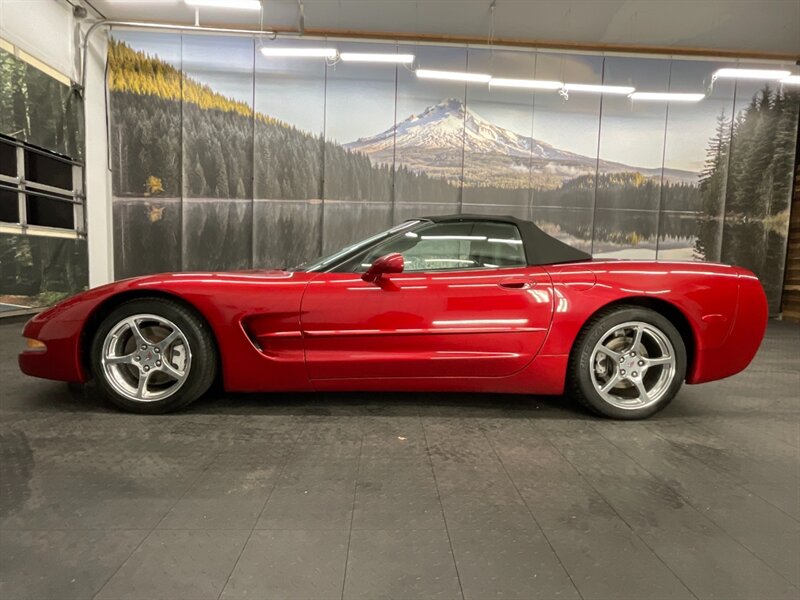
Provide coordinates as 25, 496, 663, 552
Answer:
18, 314, 87, 383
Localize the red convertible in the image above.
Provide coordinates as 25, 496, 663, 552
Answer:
19, 214, 767, 419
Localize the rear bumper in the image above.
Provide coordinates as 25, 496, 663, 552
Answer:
687, 268, 768, 384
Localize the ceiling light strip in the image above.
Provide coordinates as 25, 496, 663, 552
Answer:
563, 83, 636, 95
713, 68, 791, 80
416, 69, 491, 83
339, 53, 415, 64
629, 92, 706, 102
489, 78, 563, 90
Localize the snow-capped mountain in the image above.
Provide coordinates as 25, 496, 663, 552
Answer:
347, 98, 580, 160
345, 98, 695, 188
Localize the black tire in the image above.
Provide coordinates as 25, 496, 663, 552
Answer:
89, 297, 217, 414
569, 305, 686, 420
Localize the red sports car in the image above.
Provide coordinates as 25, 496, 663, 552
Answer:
19, 214, 768, 419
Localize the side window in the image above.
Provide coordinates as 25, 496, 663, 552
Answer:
350, 221, 526, 272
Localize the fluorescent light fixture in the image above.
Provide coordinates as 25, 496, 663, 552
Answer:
780, 75, 800, 85
184, 0, 262, 9
416, 69, 491, 83
489, 78, 562, 90
713, 68, 791, 80
339, 52, 415, 64
260, 47, 338, 59
563, 83, 636, 95
629, 92, 706, 102
420, 235, 488, 241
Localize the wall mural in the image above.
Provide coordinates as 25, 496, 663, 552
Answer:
0, 48, 83, 160
0, 47, 87, 311
108, 32, 799, 312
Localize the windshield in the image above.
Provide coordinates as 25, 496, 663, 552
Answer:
291, 220, 422, 272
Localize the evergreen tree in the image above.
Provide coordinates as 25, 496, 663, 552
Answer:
191, 157, 207, 197
695, 85, 799, 310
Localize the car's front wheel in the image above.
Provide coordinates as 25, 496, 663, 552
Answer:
570, 306, 686, 419
89, 298, 217, 414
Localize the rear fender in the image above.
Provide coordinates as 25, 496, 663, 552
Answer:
540, 261, 742, 388
687, 267, 767, 383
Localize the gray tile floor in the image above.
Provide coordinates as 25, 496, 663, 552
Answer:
1, 318, 798, 600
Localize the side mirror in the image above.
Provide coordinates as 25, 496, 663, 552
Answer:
362, 253, 404, 283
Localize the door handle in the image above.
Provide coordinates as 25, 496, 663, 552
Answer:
498, 280, 534, 289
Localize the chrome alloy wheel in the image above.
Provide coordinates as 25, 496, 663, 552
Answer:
589, 321, 677, 410
101, 313, 191, 402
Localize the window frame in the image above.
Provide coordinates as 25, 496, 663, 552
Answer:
330, 220, 529, 274
0, 136, 84, 240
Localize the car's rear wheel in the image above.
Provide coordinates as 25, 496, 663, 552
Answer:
570, 306, 686, 419
90, 298, 217, 414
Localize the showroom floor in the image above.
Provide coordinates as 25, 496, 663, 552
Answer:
0, 319, 798, 600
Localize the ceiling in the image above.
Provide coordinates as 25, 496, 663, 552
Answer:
84, 0, 800, 58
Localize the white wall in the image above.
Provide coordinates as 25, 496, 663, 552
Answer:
82, 16, 114, 288
0, 0, 114, 287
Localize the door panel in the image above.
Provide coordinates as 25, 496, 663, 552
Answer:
301, 267, 553, 380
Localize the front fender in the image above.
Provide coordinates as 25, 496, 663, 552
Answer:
19, 285, 117, 382
19, 271, 315, 391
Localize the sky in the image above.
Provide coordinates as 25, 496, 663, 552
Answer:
114, 31, 758, 174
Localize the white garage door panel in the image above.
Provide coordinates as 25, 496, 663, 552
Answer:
0, 0, 76, 81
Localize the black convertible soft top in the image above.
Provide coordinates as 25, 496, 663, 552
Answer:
420, 213, 592, 266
